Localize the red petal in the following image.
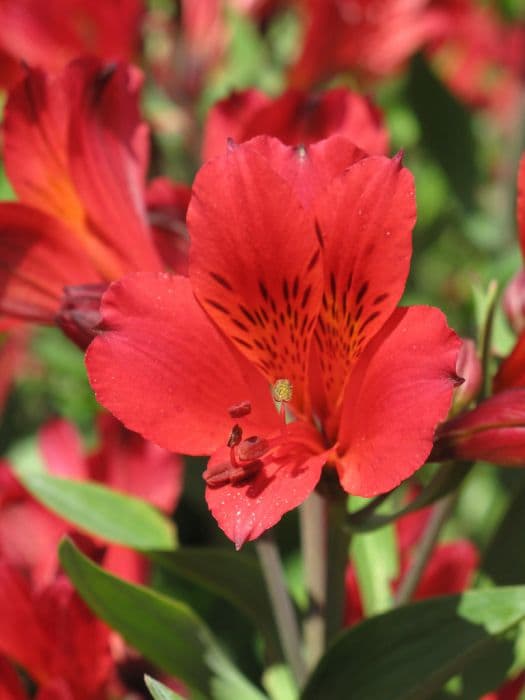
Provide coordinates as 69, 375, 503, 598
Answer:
0, 0, 142, 72
0, 563, 50, 683
518, 155, 525, 260
39, 419, 87, 479
203, 88, 388, 160
35, 576, 112, 695
205, 424, 327, 548
0, 657, 28, 700
86, 273, 280, 455
434, 389, 525, 466
202, 89, 270, 160
494, 332, 525, 392
66, 60, 162, 274
188, 141, 324, 414
146, 177, 191, 275
0, 203, 100, 323
412, 541, 478, 599
336, 306, 460, 496
240, 134, 365, 209
88, 413, 184, 513
313, 154, 416, 413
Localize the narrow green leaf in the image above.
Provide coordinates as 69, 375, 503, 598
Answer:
483, 479, 525, 585
301, 587, 525, 700
60, 539, 267, 700
150, 548, 281, 658
145, 676, 185, 700
18, 472, 176, 550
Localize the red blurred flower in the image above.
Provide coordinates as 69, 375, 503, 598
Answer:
202, 87, 389, 160
482, 672, 525, 700
289, 0, 525, 118
496, 155, 525, 392
289, 0, 441, 88
0, 415, 183, 698
0, 0, 143, 89
0, 415, 183, 587
0, 59, 190, 346
87, 135, 460, 548
427, 0, 525, 118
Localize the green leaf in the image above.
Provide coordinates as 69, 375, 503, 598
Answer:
60, 539, 267, 700
150, 548, 281, 659
301, 587, 525, 700
145, 676, 185, 700
17, 471, 176, 550
483, 479, 525, 585
350, 524, 398, 616
407, 54, 477, 209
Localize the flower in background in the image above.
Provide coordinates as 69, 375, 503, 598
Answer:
0, 0, 143, 89
0, 414, 183, 698
87, 134, 460, 548
202, 87, 389, 160
0, 58, 190, 347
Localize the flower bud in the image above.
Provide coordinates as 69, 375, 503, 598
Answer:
452, 339, 482, 411
55, 283, 107, 349
503, 270, 525, 335
432, 389, 525, 465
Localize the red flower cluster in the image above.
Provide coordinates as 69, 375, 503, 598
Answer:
0, 415, 182, 698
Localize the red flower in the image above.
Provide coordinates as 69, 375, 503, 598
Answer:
0, 59, 189, 345
0, 0, 143, 89
202, 87, 389, 160
87, 135, 460, 548
289, 0, 442, 89
0, 415, 183, 698
0, 415, 183, 587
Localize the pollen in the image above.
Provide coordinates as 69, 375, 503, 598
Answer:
272, 378, 293, 403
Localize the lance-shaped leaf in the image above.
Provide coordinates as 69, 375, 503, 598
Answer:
301, 587, 525, 700
150, 549, 281, 659
18, 472, 176, 550
60, 539, 267, 700
145, 676, 185, 700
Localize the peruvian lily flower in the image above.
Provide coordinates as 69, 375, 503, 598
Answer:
87, 134, 460, 548
202, 87, 389, 161
0, 58, 190, 347
0, 0, 143, 89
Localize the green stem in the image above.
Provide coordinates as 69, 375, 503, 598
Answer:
479, 279, 499, 400
325, 498, 351, 644
394, 492, 458, 606
299, 491, 327, 669
255, 532, 307, 688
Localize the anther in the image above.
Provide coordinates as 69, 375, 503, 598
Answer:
237, 436, 270, 461
272, 378, 293, 403
227, 424, 243, 448
228, 401, 252, 418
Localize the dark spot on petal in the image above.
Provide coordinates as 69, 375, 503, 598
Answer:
210, 272, 233, 290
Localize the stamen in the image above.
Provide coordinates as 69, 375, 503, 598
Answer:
228, 401, 252, 418
227, 424, 243, 448
272, 378, 293, 403
237, 436, 270, 461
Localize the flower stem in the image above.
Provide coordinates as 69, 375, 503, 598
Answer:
300, 490, 327, 669
394, 492, 457, 606
255, 532, 307, 687
325, 498, 351, 644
